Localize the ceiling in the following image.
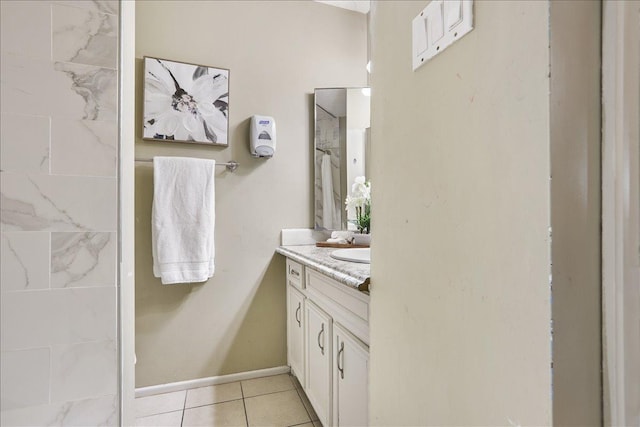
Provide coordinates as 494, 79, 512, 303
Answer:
314, 1, 370, 14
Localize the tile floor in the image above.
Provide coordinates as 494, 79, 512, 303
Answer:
135, 374, 321, 427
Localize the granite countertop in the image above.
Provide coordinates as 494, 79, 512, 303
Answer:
276, 245, 370, 293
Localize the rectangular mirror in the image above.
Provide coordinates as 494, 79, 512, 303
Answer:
314, 87, 371, 231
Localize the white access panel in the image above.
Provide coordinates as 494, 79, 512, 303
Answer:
412, 0, 474, 71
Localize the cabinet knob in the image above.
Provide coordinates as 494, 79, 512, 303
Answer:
295, 303, 301, 327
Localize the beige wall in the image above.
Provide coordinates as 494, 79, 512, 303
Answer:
134, 1, 367, 387
549, 1, 602, 424
369, 2, 552, 425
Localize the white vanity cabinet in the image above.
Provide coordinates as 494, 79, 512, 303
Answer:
286, 258, 304, 289
283, 253, 369, 427
287, 285, 305, 386
305, 301, 333, 426
333, 323, 369, 427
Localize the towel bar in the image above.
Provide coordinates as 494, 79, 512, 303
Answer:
135, 158, 239, 172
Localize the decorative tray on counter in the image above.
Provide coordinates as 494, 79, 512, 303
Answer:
315, 242, 370, 248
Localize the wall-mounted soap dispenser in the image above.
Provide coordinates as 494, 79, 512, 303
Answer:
250, 115, 276, 158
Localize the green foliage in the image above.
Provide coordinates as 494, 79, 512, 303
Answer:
355, 203, 371, 234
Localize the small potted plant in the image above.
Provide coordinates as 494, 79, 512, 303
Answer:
345, 176, 371, 245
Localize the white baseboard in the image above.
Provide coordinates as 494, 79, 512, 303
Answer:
135, 366, 290, 398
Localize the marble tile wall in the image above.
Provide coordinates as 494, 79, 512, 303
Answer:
0, 1, 119, 425
314, 108, 342, 229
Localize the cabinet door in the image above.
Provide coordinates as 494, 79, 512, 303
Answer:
333, 323, 369, 427
287, 286, 305, 386
305, 301, 332, 427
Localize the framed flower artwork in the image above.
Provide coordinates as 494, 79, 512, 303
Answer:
143, 56, 229, 146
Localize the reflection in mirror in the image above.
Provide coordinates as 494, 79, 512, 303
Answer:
314, 87, 371, 231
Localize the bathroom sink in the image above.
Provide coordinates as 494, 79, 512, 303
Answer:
330, 248, 371, 264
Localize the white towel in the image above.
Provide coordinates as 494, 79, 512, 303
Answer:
321, 153, 337, 229
152, 156, 216, 284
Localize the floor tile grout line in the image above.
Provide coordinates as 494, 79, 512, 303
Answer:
135, 388, 188, 419
180, 389, 188, 427
294, 387, 314, 424
142, 386, 296, 404
184, 395, 246, 411
136, 408, 184, 419
289, 374, 316, 423
138, 390, 293, 415
135, 378, 305, 424
140, 375, 292, 400
243, 386, 299, 400
240, 381, 250, 427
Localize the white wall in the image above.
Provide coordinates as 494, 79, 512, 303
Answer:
369, 2, 552, 424
346, 90, 369, 179
602, 1, 640, 424
119, 1, 137, 425
1, 1, 120, 425
549, 1, 602, 424
134, 0, 367, 387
